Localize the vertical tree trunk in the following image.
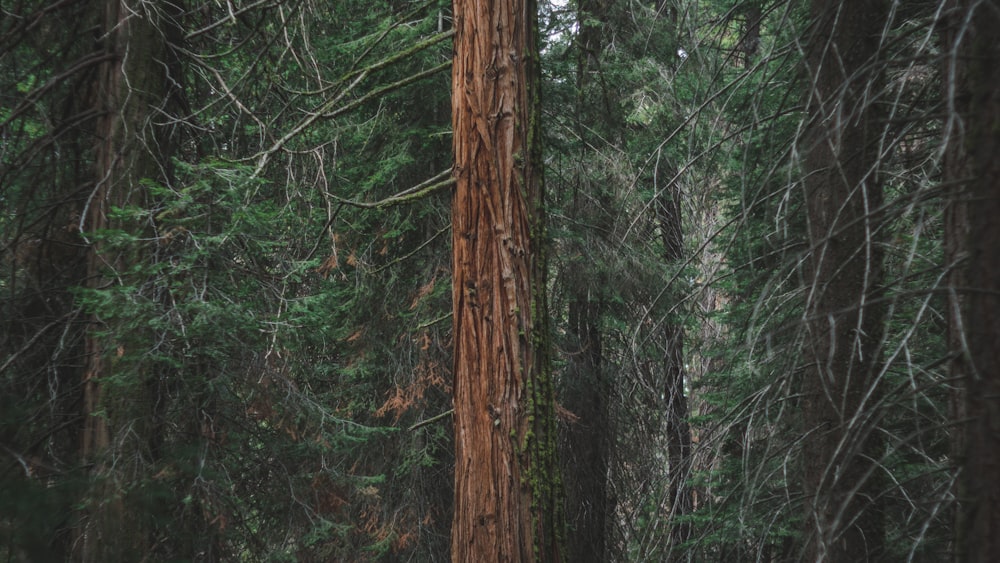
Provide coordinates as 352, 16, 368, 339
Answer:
559, 1, 610, 559
563, 291, 609, 562
76, 0, 176, 559
800, 0, 887, 560
450, 0, 563, 560
656, 180, 693, 555
740, 2, 762, 67
941, 3, 969, 560
945, 0, 1000, 560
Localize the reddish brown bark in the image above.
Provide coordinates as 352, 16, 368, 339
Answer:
800, 0, 887, 560
450, 0, 562, 560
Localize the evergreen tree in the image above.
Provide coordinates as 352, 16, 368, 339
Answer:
449, 0, 564, 559
1, 0, 994, 560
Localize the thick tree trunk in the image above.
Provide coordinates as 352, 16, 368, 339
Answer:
800, 0, 887, 560
945, 1, 1000, 561
450, 0, 563, 560
76, 0, 176, 559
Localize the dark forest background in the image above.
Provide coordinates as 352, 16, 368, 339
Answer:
2, 0, 997, 560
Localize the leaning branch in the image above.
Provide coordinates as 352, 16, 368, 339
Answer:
408, 409, 454, 432
328, 168, 455, 210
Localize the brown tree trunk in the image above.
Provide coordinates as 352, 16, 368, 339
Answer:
450, 0, 563, 560
76, 0, 177, 559
944, 0, 1000, 561
800, 0, 887, 560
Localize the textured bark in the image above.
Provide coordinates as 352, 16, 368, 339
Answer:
450, 0, 563, 560
800, 0, 887, 560
946, 0, 1000, 560
76, 0, 177, 559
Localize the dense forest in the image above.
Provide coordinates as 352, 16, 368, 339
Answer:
1, 0, 997, 561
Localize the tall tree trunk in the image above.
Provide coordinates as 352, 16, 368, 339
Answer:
450, 0, 564, 560
563, 290, 609, 562
559, 1, 611, 560
944, 0, 1000, 560
76, 0, 176, 559
656, 177, 693, 556
800, 0, 887, 560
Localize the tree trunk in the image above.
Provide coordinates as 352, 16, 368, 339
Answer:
76, 0, 177, 559
945, 0, 1000, 560
656, 180, 693, 555
450, 0, 564, 560
559, 1, 611, 559
740, 2, 762, 67
800, 0, 887, 560
563, 291, 609, 562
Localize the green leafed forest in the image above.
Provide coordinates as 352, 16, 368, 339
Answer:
2, 0, 997, 561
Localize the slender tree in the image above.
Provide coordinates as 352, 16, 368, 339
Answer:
449, 0, 564, 559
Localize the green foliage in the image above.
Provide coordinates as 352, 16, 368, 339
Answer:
3, 0, 454, 557
680, 2, 957, 560
1, 0, 966, 560
69, 159, 400, 558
